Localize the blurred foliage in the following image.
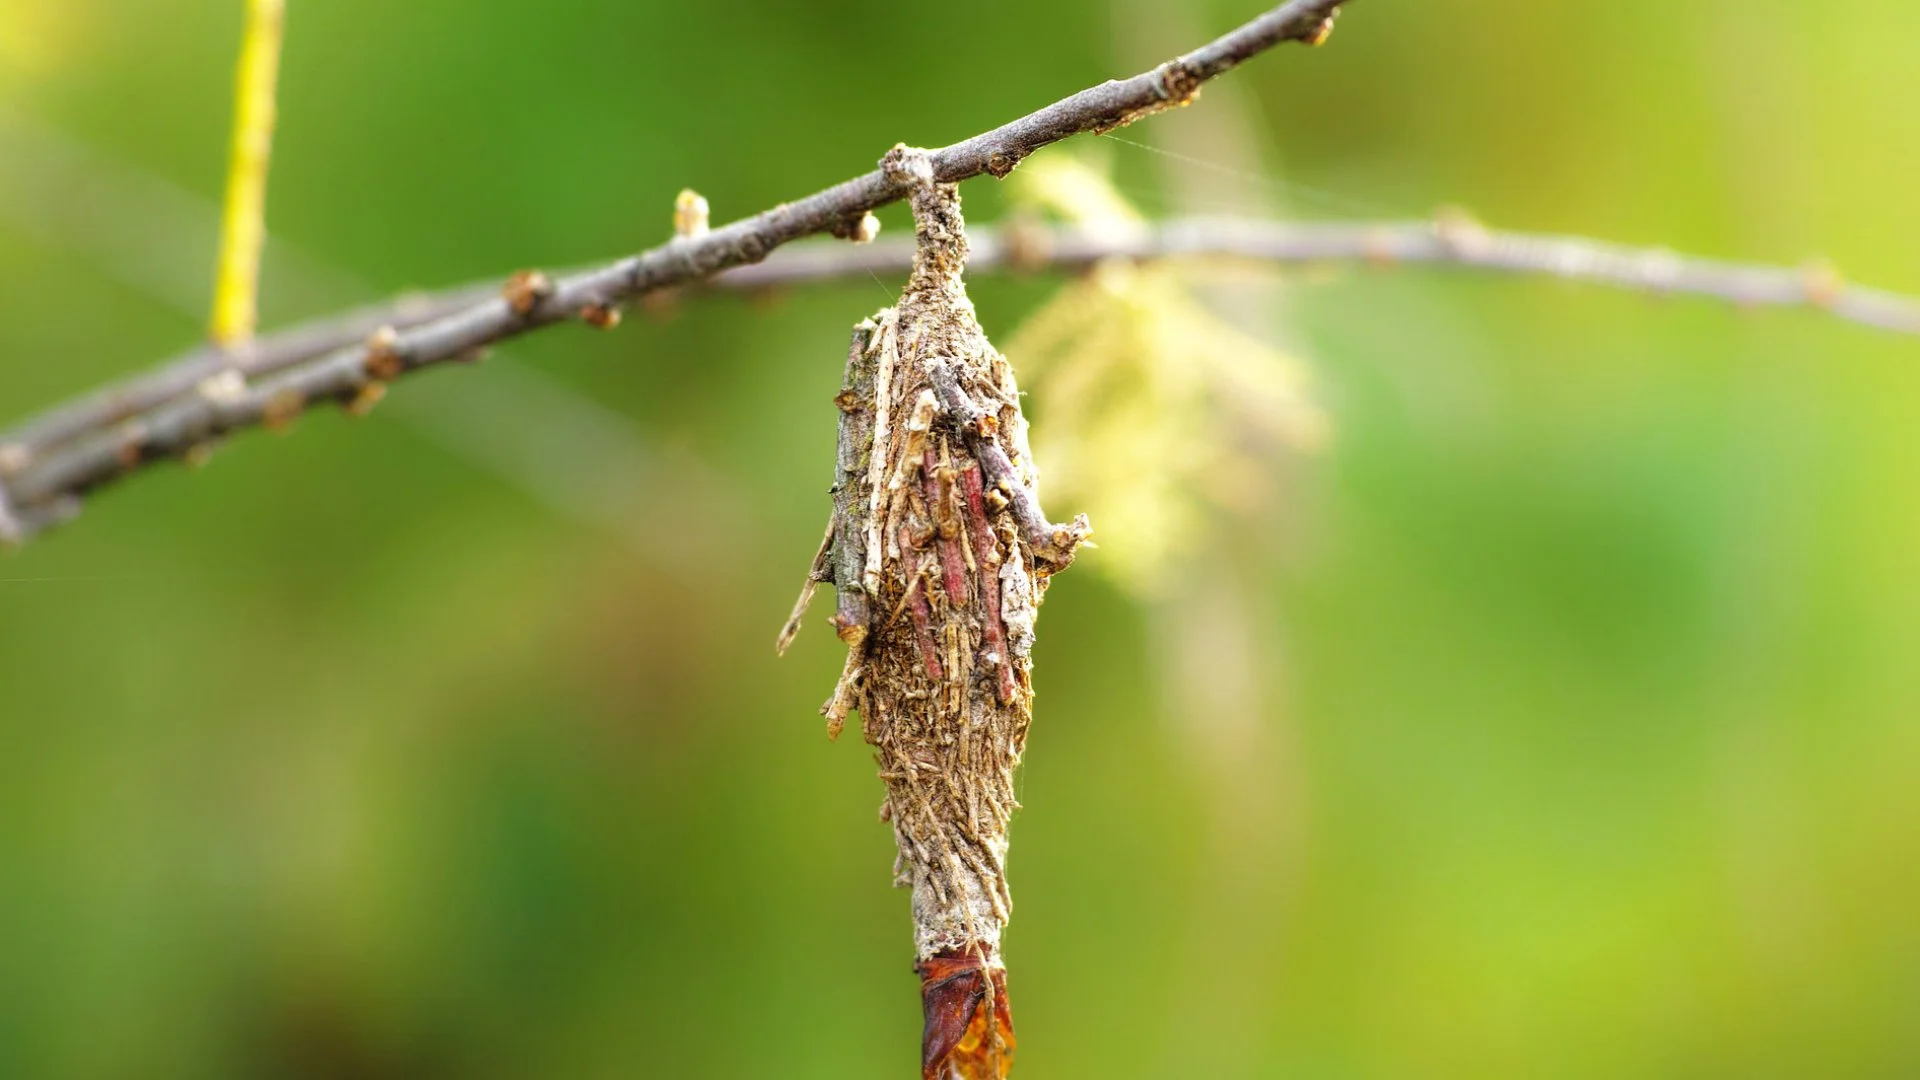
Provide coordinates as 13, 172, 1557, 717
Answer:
1007, 154, 1325, 591
0, 1, 1917, 1077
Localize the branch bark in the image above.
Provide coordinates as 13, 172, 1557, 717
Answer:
0, 0, 1352, 541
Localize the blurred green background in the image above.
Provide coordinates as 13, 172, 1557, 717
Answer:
2, 1, 1917, 1076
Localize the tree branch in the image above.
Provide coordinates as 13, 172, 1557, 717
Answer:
17, 200, 1915, 477
0, 0, 1350, 541
12, 205, 1920, 538
12, 203, 1912, 490
4, 0, 1357, 467
730, 216, 1920, 338
14, 0, 1917, 546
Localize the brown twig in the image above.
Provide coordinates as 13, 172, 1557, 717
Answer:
0, 285, 496, 466
0, 0, 1351, 542
927, 360, 1090, 569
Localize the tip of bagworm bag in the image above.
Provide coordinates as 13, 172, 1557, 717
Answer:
919, 951, 1015, 1079
1304, 13, 1338, 47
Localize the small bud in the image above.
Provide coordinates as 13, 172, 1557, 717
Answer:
1155, 60, 1203, 105
363, 325, 405, 381
182, 443, 216, 469
1433, 205, 1491, 258
1304, 14, 1337, 47
831, 211, 881, 244
579, 302, 622, 329
502, 269, 555, 317
261, 389, 305, 433
345, 381, 388, 417
1802, 259, 1844, 308
115, 420, 148, 470
674, 188, 711, 239
197, 368, 248, 405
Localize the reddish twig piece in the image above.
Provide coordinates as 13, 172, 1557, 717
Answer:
926, 361, 1091, 571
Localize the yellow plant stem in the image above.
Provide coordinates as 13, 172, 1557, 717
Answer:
209, 0, 285, 347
